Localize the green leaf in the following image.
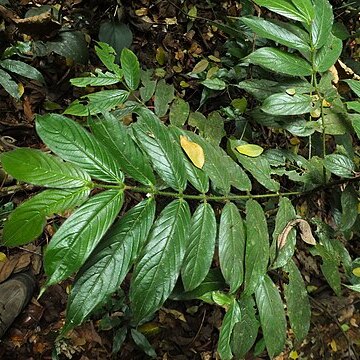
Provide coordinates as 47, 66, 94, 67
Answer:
291, 0, 315, 23
47, 31, 88, 64
0, 68, 21, 98
182, 203, 216, 291
70, 71, 121, 87
95, 42, 122, 76
120, 48, 141, 90
262, 93, 312, 115
344, 79, 360, 98
311, 0, 333, 49
140, 70, 157, 102
324, 154, 355, 178
90, 112, 155, 186
99, 22, 133, 63
169, 97, 190, 127
231, 296, 259, 358
201, 78, 226, 90
1, 148, 91, 188
233, 151, 280, 192
271, 198, 297, 269
351, 114, 360, 138
131, 329, 156, 358
130, 200, 191, 323
44, 189, 124, 286
132, 108, 187, 191
245, 47, 312, 76
321, 258, 341, 295
219, 202, 246, 293
240, 16, 310, 51
254, 0, 308, 22
36, 114, 124, 183
0, 59, 44, 83
244, 200, 269, 295
64, 89, 129, 116
154, 79, 174, 117
314, 34, 342, 72
347, 101, 360, 113
341, 185, 358, 231
2, 188, 90, 247
255, 275, 287, 358
284, 259, 311, 342
63, 198, 155, 333
218, 298, 242, 360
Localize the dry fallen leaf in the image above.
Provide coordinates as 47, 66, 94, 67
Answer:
236, 144, 264, 157
278, 219, 316, 249
180, 135, 205, 169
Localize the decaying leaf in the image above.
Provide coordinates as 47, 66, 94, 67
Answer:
278, 219, 316, 249
236, 144, 264, 157
180, 135, 205, 169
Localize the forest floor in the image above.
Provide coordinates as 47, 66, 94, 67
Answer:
0, 0, 360, 359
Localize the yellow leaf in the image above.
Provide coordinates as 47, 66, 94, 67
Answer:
180, 135, 205, 169
0, 252, 7, 262
330, 339, 337, 352
138, 322, 162, 335
310, 108, 321, 118
188, 5, 197, 19
352, 267, 360, 277
191, 59, 209, 74
156, 47, 166, 65
236, 144, 263, 157
286, 88, 296, 96
289, 350, 299, 359
17, 82, 24, 97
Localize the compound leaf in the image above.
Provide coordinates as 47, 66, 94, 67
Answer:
63, 198, 155, 333
91, 112, 155, 186
244, 200, 269, 295
284, 259, 311, 342
245, 47, 312, 76
182, 203, 216, 291
133, 108, 187, 191
44, 189, 124, 286
36, 114, 124, 183
2, 188, 90, 247
130, 199, 191, 323
120, 48, 141, 90
255, 275, 287, 358
219, 202, 246, 293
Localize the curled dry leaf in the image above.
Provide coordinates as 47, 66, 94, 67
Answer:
180, 135, 205, 169
278, 219, 316, 249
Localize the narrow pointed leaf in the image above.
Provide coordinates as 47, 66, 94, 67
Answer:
341, 185, 358, 231
218, 298, 242, 360
132, 108, 187, 191
120, 48, 141, 90
321, 258, 341, 295
245, 47, 312, 76
44, 189, 124, 286
3, 188, 90, 247
0, 59, 44, 83
70, 71, 121, 87
262, 93, 312, 115
314, 34, 342, 72
130, 200, 191, 323
64, 89, 129, 116
255, 275, 287, 358
231, 296, 259, 358
241, 16, 310, 51
95, 42, 122, 76
131, 329, 157, 358
311, 0, 333, 49
291, 0, 314, 23
1, 148, 91, 188
0, 68, 20, 98
284, 259, 311, 342
91, 112, 155, 186
36, 114, 124, 183
254, 0, 308, 22
271, 197, 297, 268
219, 202, 246, 293
244, 200, 269, 295
63, 198, 155, 333
182, 203, 216, 291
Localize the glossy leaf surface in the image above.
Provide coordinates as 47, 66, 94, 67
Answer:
120, 48, 141, 90
311, 0, 333, 49
244, 200, 269, 295
254, 0, 308, 22
1, 148, 91, 188
3, 188, 90, 247
130, 200, 191, 323
324, 154, 354, 178
36, 114, 124, 183
182, 203, 216, 291
0, 59, 44, 83
255, 275, 287, 358
219, 202, 246, 293
44, 190, 124, 286
262, 93, 312, 115
64, 198, 155, 333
